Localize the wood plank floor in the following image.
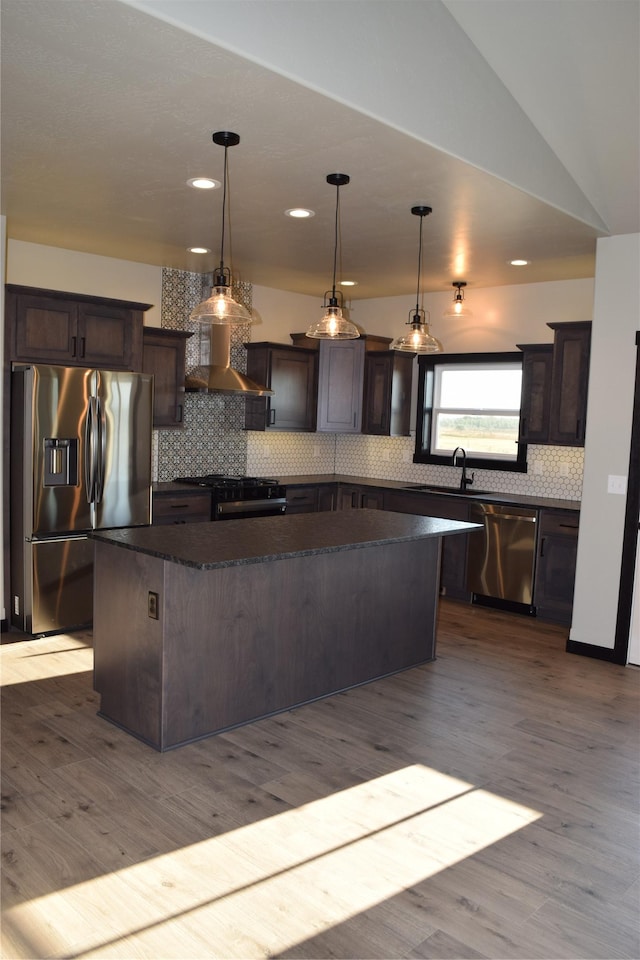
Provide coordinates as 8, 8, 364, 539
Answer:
1, 601, 638, 960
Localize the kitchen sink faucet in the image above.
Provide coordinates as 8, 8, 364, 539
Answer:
452, 446, 475, 491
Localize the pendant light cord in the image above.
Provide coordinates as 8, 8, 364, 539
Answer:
331, 182, 340, 300
415, 213, 423, 315
219, 144, 229, 275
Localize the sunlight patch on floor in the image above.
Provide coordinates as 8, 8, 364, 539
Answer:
0, 633, 92, 685
2, 764, 542, 959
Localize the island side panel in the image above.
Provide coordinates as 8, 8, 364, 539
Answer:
161, 537, 440, 749
93, 541, 165, 748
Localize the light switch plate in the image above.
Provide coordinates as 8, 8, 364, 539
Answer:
607, 474, 627, 495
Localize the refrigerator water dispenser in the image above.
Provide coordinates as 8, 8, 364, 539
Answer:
43, 438, 78, 487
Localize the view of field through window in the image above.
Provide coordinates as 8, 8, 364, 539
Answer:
433, 365, 522, 459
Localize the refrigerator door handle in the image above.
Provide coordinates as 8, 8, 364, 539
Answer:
84, 396, 99, 503
94, 396, 107, 504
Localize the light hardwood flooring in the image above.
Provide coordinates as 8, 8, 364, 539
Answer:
1, 601, 638, 960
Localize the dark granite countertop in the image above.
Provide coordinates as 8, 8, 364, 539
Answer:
153, 474, 580, 512
277, 474, 581, 512
91, 509, 478, 571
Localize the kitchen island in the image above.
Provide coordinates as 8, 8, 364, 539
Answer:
91, 510, 476, 751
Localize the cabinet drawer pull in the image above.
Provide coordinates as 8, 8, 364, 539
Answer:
559, 523, 579, 530
170, 503, 189, 510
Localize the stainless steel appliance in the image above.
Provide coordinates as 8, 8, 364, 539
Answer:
11, 364, 153, 636
174, 474, 287, 520
466, 501, 538, 614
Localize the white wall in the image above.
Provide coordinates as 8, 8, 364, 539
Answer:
253, 277, 595, 350
571, 233, 640, 650
6, 240, 163, 326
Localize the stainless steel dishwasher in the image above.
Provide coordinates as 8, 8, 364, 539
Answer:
466, 502, 538, 614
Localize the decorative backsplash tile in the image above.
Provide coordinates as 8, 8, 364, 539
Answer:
158, 267, 583, 499
155, 268, 250, 481
247, 431, 583, 500
246, 433, 337, 476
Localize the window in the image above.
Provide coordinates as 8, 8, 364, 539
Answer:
415, 352, 527, 472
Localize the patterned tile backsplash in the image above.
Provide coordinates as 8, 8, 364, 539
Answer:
246, 432, 583, 500
156, 268, 583, 499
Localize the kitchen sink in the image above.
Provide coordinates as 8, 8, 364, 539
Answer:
403, 484, 491, 496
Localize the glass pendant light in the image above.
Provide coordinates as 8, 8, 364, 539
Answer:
306, 173, 360, 340
391, 205, 443, 354
190, 131, 252, 324
443, 281, 473, 318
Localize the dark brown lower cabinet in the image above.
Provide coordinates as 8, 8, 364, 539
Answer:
152, 491, 211, 525
337, 484, 385, 510
286, 486, 319, 514
534, 509, 580, 624
384, 490, 471, 600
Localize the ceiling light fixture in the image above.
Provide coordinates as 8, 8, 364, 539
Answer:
443, 281, 473, 318
306, 173, 360, 340
510, 259, 530, 266
285, 208, 315, 219
188, 246, 211, 255
391, 206, 442, 354
187, 177, 220, 190
189, 131, 252, 324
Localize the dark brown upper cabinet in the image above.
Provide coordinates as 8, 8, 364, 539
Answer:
244, 342, 318, 431
517, 342, 554, 444
6, 284, 150, 370
547, 321, 592, 445
290, 333, 409, 435
518, 322, 591, 447
142, 327, 193, 428
362, 349, 414, 436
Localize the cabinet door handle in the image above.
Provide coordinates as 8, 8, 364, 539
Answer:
540, 536, 546, 557
71, 336, 77, 357
351, 491, 357, 508
559, 523, 579, 530
79, 337, 86, 358
269, 408, 276, 426
176, 404, 183, 423
576, 419, 581, 438
521, 417, 527, 437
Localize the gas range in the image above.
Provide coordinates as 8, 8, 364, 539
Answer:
173, 474, 287, 519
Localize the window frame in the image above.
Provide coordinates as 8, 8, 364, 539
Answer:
414, 351, 528, 473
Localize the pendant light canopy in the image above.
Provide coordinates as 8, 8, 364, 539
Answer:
443, 281, 473, 318
306, 173, 360, 340
391, 206, 443, 354
190, 131, 252, 325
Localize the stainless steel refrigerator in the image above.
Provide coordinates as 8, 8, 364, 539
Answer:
11, 364, 153, 636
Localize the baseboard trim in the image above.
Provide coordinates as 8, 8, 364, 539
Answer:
566, 638, 626, 665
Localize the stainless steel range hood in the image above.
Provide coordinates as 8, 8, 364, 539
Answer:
185, 325, 272, 396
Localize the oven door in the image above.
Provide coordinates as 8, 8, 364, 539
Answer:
213, 498, 287, 520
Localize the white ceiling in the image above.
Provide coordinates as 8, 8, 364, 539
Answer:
1, 0, 638, 302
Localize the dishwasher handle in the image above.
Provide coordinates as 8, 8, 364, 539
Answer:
485, 512, 537, 523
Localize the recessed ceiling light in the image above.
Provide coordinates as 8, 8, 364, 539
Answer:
187, 177, 220, 190
340, 280, 357, 287
188, 246, 211, 254
510, 259, 530, 266
285, 208, 315, 218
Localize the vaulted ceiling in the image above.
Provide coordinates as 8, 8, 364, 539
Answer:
1, 0, 638, 301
